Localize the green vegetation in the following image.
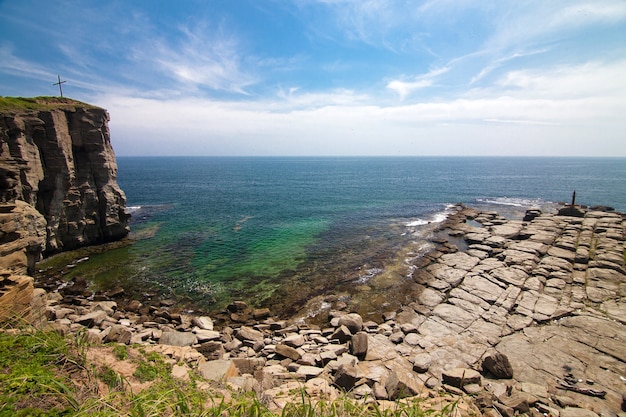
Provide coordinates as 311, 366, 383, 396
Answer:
0, 96, 100, 112
0, 326, 460, 416
112, 344, 128, 361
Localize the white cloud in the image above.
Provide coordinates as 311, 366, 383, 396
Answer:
130, 21, 258, 95
96, 56, 626, 157
493, 60, 626, 100
386, 67, 449, 99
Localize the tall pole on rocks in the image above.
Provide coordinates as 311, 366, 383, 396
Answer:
571, 190, 576, 207
53, 75, 66, 98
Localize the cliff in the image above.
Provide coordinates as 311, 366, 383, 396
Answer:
0, 96, 129, 274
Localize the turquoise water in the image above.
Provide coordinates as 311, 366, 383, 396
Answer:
49, 157, 626, 316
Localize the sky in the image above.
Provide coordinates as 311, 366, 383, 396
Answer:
1, 0, 626, 157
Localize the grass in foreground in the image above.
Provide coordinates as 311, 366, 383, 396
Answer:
0, 327, 461, 417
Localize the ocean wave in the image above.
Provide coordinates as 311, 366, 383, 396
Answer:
405, 205, 455, 228
126, 205, 142, 213
476, 197, 547, 208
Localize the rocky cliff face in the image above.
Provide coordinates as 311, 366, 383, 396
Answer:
0, 97, 130, 270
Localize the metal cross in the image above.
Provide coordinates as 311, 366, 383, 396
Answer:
53, 75, 67, 97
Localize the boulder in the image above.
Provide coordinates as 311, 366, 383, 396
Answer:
75, 310, 108, 327
282, 333, 305, 348
385, 358, 425, 398
192, 316, 214, 330
103, 325, 133, 344
196, 341, 225, 360
483, 353, 514, 379
159, 330, 197, 347
333, 364, 363, 391
275, 343, 301, 361
297, 365, 324, 379
338, 313, 363, 334
252, 308, 271, 320
442, 368, 482, 388
198, 360, 239, 382
194, 329, 221, 342
235, 326, 264, 343
412, 353, 432, 373
330, 325, 352, 343
350, 332, 368, 359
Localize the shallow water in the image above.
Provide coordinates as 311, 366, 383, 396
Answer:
36, 156, 626, 318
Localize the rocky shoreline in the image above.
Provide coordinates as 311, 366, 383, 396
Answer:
14, 204, 624, 416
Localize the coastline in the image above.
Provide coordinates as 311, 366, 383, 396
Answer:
25, 204, 626, 415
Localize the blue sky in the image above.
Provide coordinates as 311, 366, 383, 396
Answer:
1, 0, 626, 156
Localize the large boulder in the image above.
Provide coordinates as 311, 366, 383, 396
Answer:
159, 330, 198, 347
338, 313, 364, 334
482, 353, 514, 379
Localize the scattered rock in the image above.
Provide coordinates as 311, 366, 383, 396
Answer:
159, 330, 197, 347
350, 332, 368, 359
442, 368, 481, 389
275, 343, 301, 361
198, 360, 239, 382
482, 353, 513, 379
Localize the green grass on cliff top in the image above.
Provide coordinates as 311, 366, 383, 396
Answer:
0, 96, 100, 112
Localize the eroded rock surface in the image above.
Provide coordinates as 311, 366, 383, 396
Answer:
8, 204, 626, 415
0, 97, 129, 257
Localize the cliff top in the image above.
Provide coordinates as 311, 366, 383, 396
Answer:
0, 96, 101, 113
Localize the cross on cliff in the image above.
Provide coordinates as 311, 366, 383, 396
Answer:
53, 75, 66, 97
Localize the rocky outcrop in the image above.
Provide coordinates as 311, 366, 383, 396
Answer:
39, 200, 626, 416
0, 200, 46, 275
0, 97, 129, 259
0, 97, 128, 323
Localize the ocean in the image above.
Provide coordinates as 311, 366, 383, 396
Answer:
42, 157, 626, 319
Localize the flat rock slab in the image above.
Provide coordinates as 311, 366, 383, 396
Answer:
495, 313, 626, 415
441, 368, 482, 388
159, 330, 198, 347
198, 360, 239, 382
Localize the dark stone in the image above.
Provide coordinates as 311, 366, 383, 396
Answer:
557, 206, 585, 217
103, 325, 132, 344
62, 277, 87, 295
196, 341, 225, 360
442, 368, 481, 388
483, 353, 514, 379
275, 343, 301, 361
227, 301, 249, 313
350, 332, 368, 359
330, 325, 352, 343
252, 308, 271, 320
338, 313, 363, 334
494, 402, 515, 417
523, 209, 542, 222
106, 286, 125, 298
333, 364, 362, 391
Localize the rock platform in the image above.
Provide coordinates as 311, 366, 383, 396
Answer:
11, 205, 626, 416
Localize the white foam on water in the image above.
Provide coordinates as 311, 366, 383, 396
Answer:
126, 205, 142, 213
353, 267, 383, 284
476, 197, 546, 208
405, 204, 455, 228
